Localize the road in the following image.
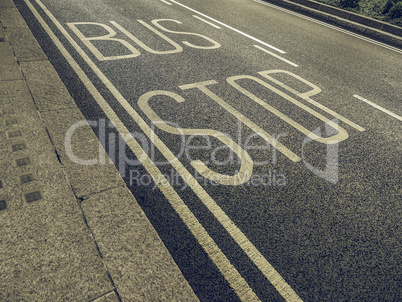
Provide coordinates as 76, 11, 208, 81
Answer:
15, 0, 401, 300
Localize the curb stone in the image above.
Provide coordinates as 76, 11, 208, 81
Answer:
260, 0, 402, 48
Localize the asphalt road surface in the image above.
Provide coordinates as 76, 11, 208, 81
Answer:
15, 0, 401, 300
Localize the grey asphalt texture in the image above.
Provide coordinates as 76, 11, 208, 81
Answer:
10, 0, 402, 301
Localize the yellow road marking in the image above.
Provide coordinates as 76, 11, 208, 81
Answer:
254, 45, 299, 67
151, 19, 221, 49
25, 0, 260, 300
261, 70, 365, 132
66, 22, 141, 61
169, 0, 286, 54
253, 0, 402, 54
227, 74, 349, 144
28, 0, 303, 300
179, 80, 301, 162
138, 89, 254, 185
160, 0, 172, 5
111, 20, 184, 54
192, 15, 221, 29
354, 95, 402, 121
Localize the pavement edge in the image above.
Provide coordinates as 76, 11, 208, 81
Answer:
260, 0, 402, 48
0, 0, 199, 300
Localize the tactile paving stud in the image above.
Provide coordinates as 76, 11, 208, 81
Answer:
15, 157, 31, 167
2, 108, 15, 115
5, 118, 19, 126
7, 130, 22, 138
11, 142, 27, 152
0, 200, 6, 210
0, 90, 9, 97
20, 173, 36, 184
24, 191, 43, 203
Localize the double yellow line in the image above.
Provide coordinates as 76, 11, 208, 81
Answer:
24, 0, 303, 300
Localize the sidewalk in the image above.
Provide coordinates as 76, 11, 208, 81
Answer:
0, 0, 198, 301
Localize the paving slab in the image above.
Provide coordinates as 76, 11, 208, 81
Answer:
39, 107, 125, 198
0, 0, 15, 7
0, 193, 114, 301
0, 7, 28, 28
4, 27, 47, 61
81, 187, 199, 302
20, 60, 79, 111
0, 45, 22, 80
0, 2, 203, 301
0, 79, 70, 211
0, 49, 113, 302
0, 24, 5, 39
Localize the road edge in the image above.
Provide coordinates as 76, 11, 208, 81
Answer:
260, 0, 402, 48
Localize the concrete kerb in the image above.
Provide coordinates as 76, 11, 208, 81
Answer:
0, 16, 115, 302
0, 0, 199, 300
261, 0, 402, 48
